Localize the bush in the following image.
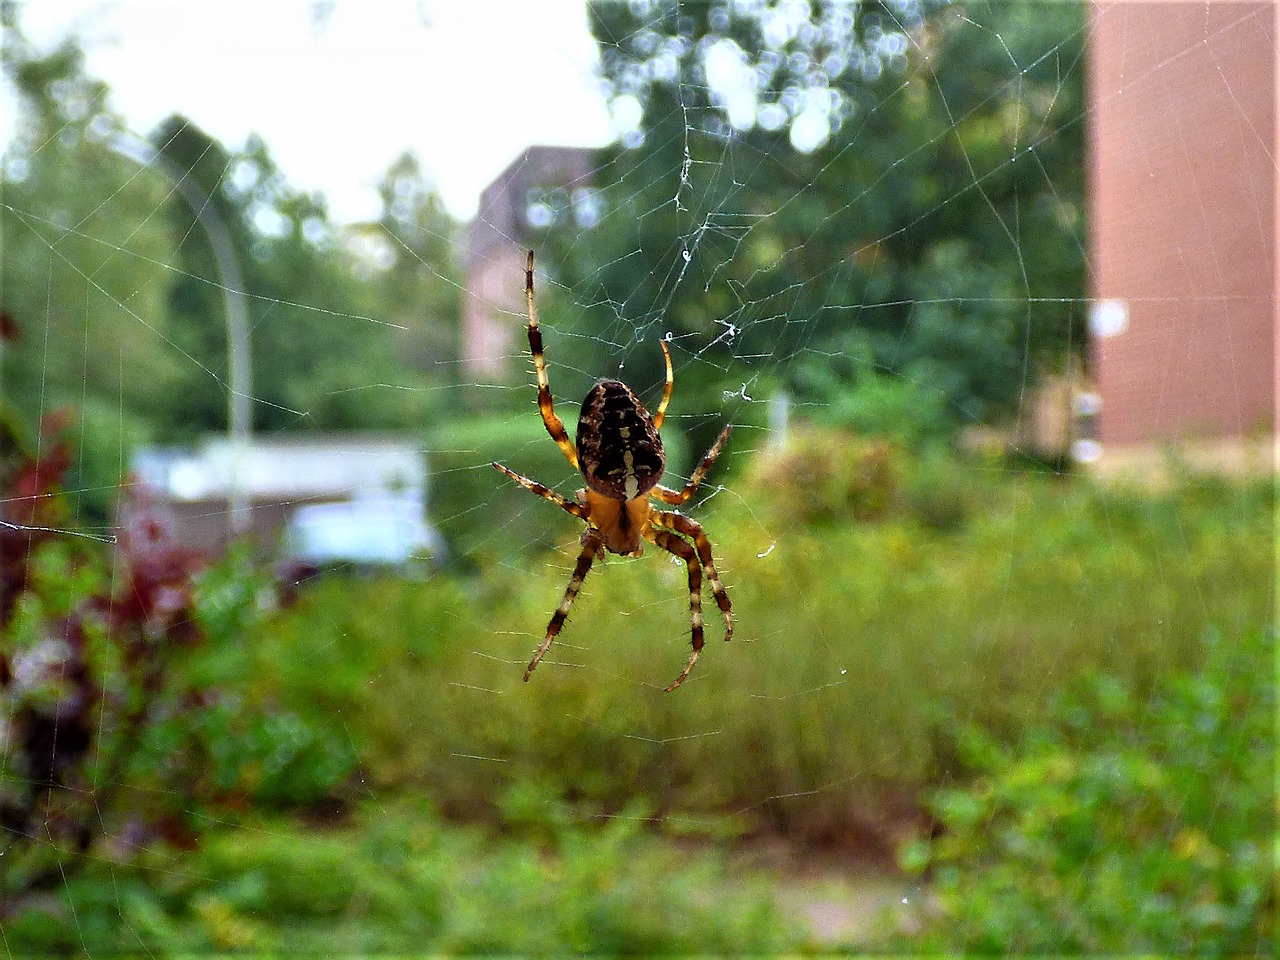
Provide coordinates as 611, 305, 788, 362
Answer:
6, 796, 801, 953
1, 453, 355, 904
743, 422, 900, 525
900, 626, 1275, 953
811, 366, 955, 448
740, 421, 1015, 531
246, 463, 1272, 854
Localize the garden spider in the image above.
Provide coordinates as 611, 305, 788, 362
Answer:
492, 251, 733, 691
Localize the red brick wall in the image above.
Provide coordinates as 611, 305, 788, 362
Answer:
1089, 2, 1276, 447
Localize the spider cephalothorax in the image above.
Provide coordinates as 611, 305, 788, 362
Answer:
492, 250, 733, 691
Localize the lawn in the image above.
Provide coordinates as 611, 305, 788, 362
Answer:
3, 451, 1272, 952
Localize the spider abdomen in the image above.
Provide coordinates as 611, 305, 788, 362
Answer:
576, 379, 665, 501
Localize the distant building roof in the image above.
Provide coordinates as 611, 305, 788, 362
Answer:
134, 435, 425, 503
460, 146, 597, 376
465, 145, 596, 263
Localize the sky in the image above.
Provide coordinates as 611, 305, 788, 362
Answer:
8, 0, 616, 221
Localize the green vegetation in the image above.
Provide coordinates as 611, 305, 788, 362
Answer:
250, 449, 1271, 849
7, 798, 798, 953
3, 428, 1272, 950
901, 625, 1274, 953
0, 515, 355, 903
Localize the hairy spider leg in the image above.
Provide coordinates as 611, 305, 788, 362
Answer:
525, 250, 579, 469
653, 510, 732, 642
525, 530, 602, 681
652, 339, 675, 430
653, 424, 733, 505
646, 527, 705, 691
491, 461, 588, 519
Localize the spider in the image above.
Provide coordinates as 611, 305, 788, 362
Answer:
492, 251, 733, 692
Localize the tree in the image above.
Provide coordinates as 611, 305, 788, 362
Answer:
3, 2, 463, 458
354, 150, 462, 378
153, 120, 448, 435
539, 0, 1085, 445
0, 20, 185, 440
0, 16, 193, 520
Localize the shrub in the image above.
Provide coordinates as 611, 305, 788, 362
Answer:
740, 421, 1012, 531
6, 797, 801, 953
900, 626, 1275, 953
1, 444, 355, 906
743, 422, 900, 525
826, 370, 954, 447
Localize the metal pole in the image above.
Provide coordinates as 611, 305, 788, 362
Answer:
108, 132, 253, 535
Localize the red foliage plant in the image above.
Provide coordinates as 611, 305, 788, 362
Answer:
0, 422, 212, 897
0, 416, 74, 628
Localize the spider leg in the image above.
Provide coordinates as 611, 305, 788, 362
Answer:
652, 510, 732, 642
525, 250, 579, 469
492, 462, 588, 519
653, 424, 733, 506
651, 339, 674, 430
646, 527, 705, 692
526, 531, 601, 681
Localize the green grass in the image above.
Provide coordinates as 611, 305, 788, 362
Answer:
249, 464, 1273, 847
5, 797, 800, 953
6, 457, 1271, 953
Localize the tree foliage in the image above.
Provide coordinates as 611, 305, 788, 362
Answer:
1, 10, 463, 456
0, 30, 185, 434
538, 0, 1085, 443
153, 119, 459, 437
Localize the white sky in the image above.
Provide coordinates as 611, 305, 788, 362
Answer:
8, 0, 616, 221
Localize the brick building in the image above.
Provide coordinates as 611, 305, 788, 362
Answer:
461, 146, 595, 376
1088, 1, 1276, 472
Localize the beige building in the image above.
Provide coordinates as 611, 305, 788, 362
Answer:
1088, 1, 1276, 472
461, 146, 595, 376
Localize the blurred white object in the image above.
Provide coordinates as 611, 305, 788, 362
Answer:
284, 494, 441, 567
131, 435, 442, 567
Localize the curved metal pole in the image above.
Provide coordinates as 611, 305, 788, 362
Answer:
108, 132, 252, 535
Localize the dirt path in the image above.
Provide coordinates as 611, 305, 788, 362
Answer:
729, 844, 932, 946
777, 872, 930, 945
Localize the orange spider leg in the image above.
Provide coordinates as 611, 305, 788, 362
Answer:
653, 424, 733, 505
652, 339, 674, 430
645, 526, 705, 691
652, 509, 732, 642
491, 461, 587, 519
525, 530, 602, 681
525, 250, 579, 469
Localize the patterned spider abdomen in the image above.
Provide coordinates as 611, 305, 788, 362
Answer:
576, 379, 665, 501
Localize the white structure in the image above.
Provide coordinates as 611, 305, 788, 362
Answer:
130, 435, 441, 565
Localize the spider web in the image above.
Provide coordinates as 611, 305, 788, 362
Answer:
0, 0, 1274, 952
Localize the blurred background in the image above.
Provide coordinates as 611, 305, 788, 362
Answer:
0, 0, 1273, 952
